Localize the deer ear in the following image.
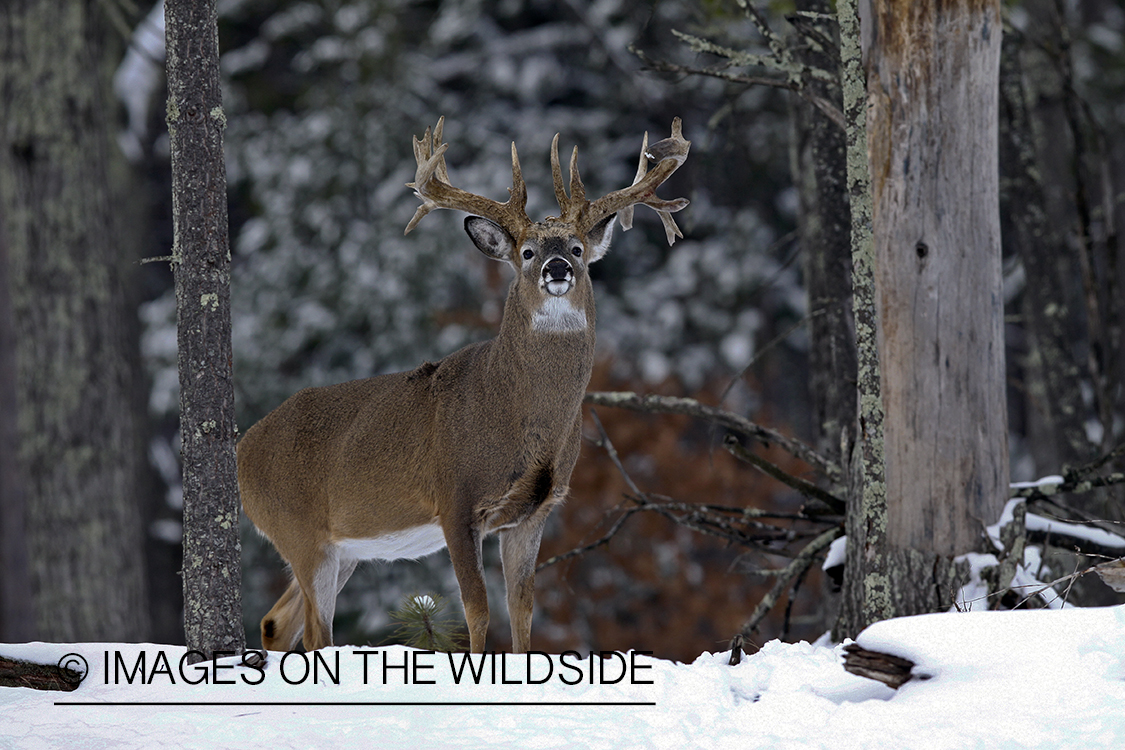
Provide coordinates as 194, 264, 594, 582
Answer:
465, 216, 515, 263
585, 215, 616, 264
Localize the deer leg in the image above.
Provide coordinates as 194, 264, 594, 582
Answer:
443, 517, 489, 653
261, 577, 305, 652
336, 558, 358, 595
499, 511, 548, 654
290, 544, 340, 652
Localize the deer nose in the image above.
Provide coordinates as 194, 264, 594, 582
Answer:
544, 258, 571, 281
542, 257, 573, 296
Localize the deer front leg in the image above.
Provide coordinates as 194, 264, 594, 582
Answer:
444, 517, 489, 653
499, 512, 548, 654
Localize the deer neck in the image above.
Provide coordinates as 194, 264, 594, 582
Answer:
490, 280, 596, 394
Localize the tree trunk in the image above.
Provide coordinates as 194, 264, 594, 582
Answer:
0, 208, 35, 642
866, 0, 1009, 613
835, 0, 891, 640
997, 30, 1091, 472
166, 0, 245, 660
791, 0, 857, 467
0, 0, 152, 641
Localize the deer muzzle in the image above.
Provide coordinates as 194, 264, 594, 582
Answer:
542, 257, 574, 296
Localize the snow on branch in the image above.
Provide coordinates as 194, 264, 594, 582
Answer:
990, 496, 1125, 560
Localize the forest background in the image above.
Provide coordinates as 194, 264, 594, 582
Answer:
1, 0, 1123, 663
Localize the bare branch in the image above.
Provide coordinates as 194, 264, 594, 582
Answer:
723, 434, 845, 514
542, 414, 839, 571
584, 390, 841, 483
536, 507, 639, 572
738, 525, 843, 637
632, 47, 845, 131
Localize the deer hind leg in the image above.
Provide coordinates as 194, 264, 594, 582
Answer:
294, 544, 344, 652
499, 508, 551, 654
443, 517, 489, 653
261, 577, 305, 652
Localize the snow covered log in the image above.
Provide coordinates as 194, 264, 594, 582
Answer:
842, 643, 915, 689
0, 655, 83, 692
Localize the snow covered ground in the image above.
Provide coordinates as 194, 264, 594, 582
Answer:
3, 604, 1124, 749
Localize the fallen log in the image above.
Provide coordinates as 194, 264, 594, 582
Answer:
842, 643, 915, 689
0, 654, 85, 692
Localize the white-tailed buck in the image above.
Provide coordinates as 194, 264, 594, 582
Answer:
238, 117, 690, 653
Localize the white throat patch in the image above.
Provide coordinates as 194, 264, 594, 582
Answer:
533, 296, 587, 333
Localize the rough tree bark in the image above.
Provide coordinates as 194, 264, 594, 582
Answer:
0, 209, 34, 642
790, 0, 857, 466
863, 0, 1009, 619
0, 0, 152, 641
834, 0, 891, 639
166, 0, 245, 660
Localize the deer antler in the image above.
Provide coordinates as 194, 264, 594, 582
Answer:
550, 117, 691, 246
405, 117, 532, 240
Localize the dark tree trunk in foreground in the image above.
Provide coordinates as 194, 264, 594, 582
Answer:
998, 30, 1091, 473
791, 0, 857, 467
166, 0, 245, 660
0, 0, 152, 641
861, 0, 1009, 622
0, 212, 34, 642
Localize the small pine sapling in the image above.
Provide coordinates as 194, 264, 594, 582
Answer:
389, 594, 468, 652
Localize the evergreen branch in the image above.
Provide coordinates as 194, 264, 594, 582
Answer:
389, 594, 467, 652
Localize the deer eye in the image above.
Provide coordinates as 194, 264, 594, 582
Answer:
522, 248, 534, 260
571, 245, 583, 257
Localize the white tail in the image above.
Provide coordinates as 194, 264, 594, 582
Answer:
238, 118, 690, 653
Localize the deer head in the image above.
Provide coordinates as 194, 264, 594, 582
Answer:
406, 116, 690, 333
238, 118, 689, 655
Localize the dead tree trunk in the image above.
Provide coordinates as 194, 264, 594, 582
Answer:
166, 0, 245, 660
864, 0, 1009, 617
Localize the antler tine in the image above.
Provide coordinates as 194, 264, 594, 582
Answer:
549, 135, 588, 223
550, 135, 568, 215
581, 117, 691, 245
616, 131, 649, 232
568, 145, 585, 209
405, 117, 531, 238
509, 141, 527, 210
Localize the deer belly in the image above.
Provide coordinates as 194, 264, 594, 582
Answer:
336, 523, 447, 562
